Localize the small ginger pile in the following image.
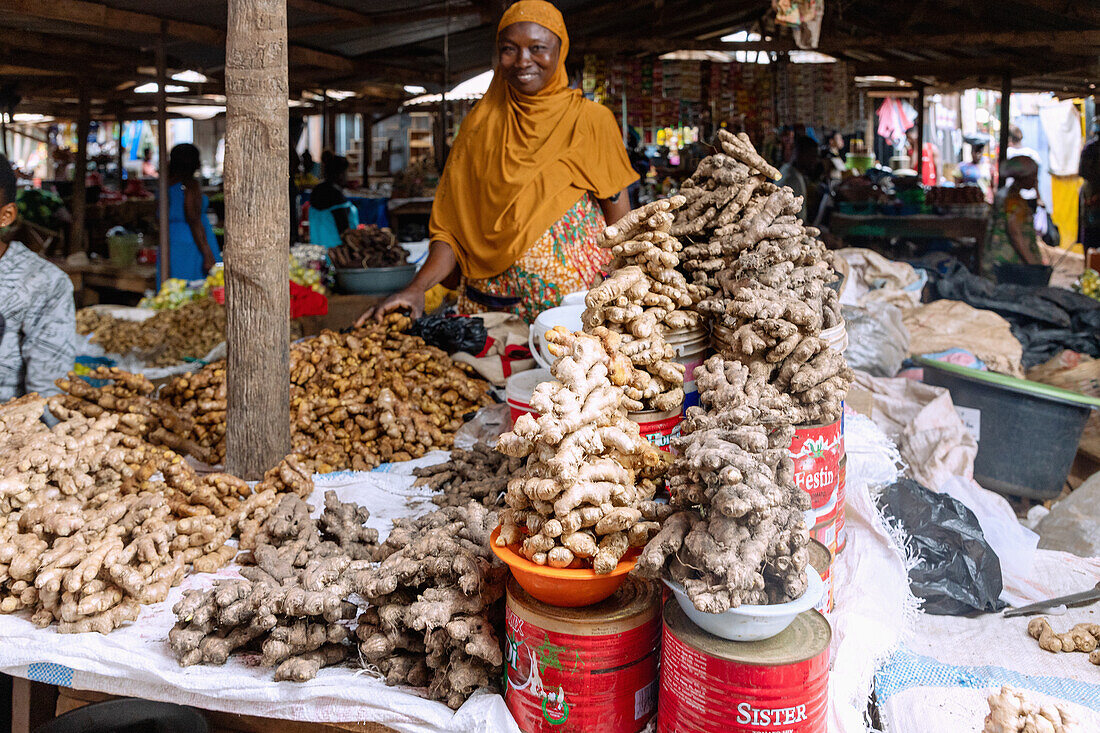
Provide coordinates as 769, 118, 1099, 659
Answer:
674, 129, 850, 424
77, 297, 226, 367
984, 686, 1077, 733
636, 355, 810, 612
170, 490, 379, 681
58, 315, 493, 470
495, 328, 664, 574
0, 394, 309, 634
583, 196, 699, 413
1028, 617, 1100, 665
412, 442, 519, 508
354, 502, 505, 708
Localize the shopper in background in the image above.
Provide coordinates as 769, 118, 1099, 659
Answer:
1078, 117, 1100, 257
779, 135, 822, 223
823, 130, 847, 183
141, 147, 157, 178
985, 156, 1045, 277
1006, 124, 1042, 165
906, 126, 940, 185
957, 142, 992, 201
360, 0, 637, 324
166, 143, 220, 282
308, 154, 359, 248
0, 153, 75, 406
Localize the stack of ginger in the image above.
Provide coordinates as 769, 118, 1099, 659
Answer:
412, 442, 520, 508
495, 327, 665, 574
1028, 617, 1100, 666
169, 491, 380, 682
636, 356, 810, 611
984, 685, 1077, 733
583, 196, 698, 413
55, 315, 493, 471
76, 297, 226, 367
355, 502, 505, 708
0, 393, 307, 634
673, 129, 851, 424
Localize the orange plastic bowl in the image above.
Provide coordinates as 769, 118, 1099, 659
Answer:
489, 526, 638, 607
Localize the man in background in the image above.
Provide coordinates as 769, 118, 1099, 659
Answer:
1080, 117, 1100, 257
0, 153, 76, 406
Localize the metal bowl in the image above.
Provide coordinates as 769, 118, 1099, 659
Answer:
334, 264, 417, 296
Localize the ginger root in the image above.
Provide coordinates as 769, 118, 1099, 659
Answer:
984, 685, 1077, 733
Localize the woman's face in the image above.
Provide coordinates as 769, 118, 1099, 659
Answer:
498, 21, 561, 95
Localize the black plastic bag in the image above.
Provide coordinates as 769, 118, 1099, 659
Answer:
408, 314, 488, 355
876, 478, 1006, 615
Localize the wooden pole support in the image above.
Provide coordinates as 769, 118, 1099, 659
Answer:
998, 74, 1013, 173
156, 26, 171, 284
224, 0, 292, 478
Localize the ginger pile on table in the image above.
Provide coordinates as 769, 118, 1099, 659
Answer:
984, 685, 1077, 733
495, 328, 663, 574
1028, 617, 1100, 665
353, 502, 505, 709
58, 314, 492, 470
583, 196, 699, 412
673, 129, 851, 424
412, 442, 520, 508
77, 297, 226, 367
170, 490, 379, 681
0, 394, 292, 634
635, 355, 811, 611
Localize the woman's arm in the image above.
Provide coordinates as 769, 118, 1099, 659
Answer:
597, 188, 631, 226
183, 180, 217, 272
356, 240, 457, 323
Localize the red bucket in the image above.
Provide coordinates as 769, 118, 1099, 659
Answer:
660, 602, 831, 733
790, 417, 844, 509
628, 406, 684, 453
505, 578, 660, 733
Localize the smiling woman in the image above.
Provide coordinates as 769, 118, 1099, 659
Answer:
360, 0, 640, 324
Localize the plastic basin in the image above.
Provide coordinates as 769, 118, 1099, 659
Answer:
919, 357, 1100, 499
334, 265, 416, 296
664, 568, 824, 641
489, 527, 637, 607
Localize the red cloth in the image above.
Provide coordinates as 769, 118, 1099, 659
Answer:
289, 281, 328, 319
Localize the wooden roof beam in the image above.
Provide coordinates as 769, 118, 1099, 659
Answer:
0, 0, 355, 71
288, 2, 481, 40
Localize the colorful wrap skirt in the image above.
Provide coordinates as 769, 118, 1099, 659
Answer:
457, 193, 611, 324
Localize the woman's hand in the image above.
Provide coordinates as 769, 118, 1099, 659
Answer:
202, 253, 216, 274
356, 286, 425, 325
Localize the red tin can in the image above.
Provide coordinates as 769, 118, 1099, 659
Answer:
505, 578, 660, 733
789, 417, 845, 509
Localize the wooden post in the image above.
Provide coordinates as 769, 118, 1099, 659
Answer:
224, 0, 291, 478
998, 74, 1012, 173
70, 84, 90, 254
156, 28, 171, 283
915, 84, 926, 180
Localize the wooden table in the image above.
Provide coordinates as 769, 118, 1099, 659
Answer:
54, 260, 157, 305
829, 213, 988, 272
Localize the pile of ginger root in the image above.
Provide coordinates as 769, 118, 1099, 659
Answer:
0, 393, 308, 634
412, 442, 519, 508
634, 355, 810, 611
169, 490, 381, 682
1027, 617, 1100, 665
495, 327, 665, 574
582, 196, 701, 412
984, 685, 1077, 733
56, 314, 493, 471
355, 502, 505, 708
673, 128, 851, 424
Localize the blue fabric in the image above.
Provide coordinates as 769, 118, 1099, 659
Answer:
301, 192, 389, 228
875, 647, 1100, 712
166, 183, 221, 284
309, 200, 359, 248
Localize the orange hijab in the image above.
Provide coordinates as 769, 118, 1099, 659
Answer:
428, 0, 638, 280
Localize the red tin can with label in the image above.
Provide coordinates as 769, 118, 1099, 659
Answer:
659, 601, 831, 733
629, 407, 684, 453
789, 418, 844, 509
505, 578, 660, 733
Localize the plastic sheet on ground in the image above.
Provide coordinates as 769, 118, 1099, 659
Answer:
0, 421, 915, 733
876, 550, 1100, 732
837, 248, 924, 310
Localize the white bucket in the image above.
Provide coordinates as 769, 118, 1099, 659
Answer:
528, 305, 585, 370
505, 368, 552, 427
821, 319, 848, 354
665, 326, 710, 412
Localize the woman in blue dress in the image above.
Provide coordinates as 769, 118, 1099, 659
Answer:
166, 143, 220, 282
308, 154, 358, 248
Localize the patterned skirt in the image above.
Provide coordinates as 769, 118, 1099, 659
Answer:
456, 193, 611, 324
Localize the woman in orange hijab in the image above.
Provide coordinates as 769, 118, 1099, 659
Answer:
363, 0, 638, 324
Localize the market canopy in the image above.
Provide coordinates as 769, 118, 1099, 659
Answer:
1, 0, 1098, 119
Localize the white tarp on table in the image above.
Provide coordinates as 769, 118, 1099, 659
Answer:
0, 418, 914, 733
